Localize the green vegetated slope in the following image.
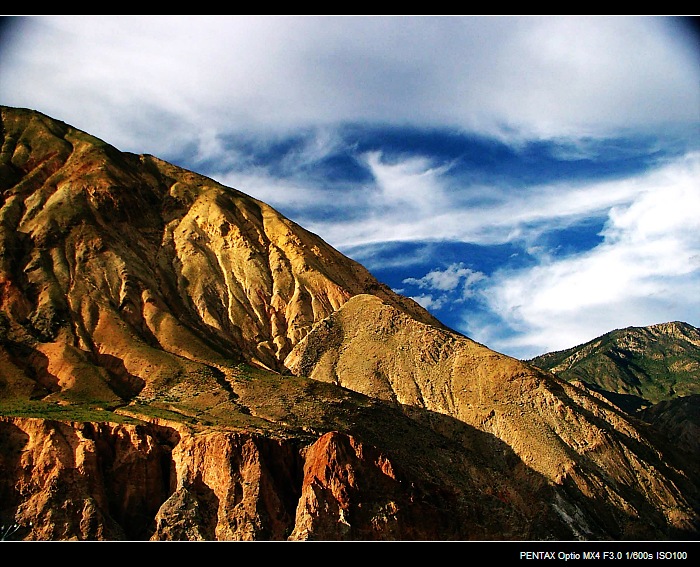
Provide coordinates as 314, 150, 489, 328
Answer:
528, 322, 700, 411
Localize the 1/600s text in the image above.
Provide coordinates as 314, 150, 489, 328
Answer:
519, 551, 688, 560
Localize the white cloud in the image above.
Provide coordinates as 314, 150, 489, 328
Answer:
1, 16, 697, 156
362, 151, 452, 214
485, 17, 700, 138
298, 148, 662, 252
473, 152, 700, 358
399, 264, 488, 324
409, 294, 446, 311
404, 263, 486, 299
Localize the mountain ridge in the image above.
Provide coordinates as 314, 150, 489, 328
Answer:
0, 105, 698, 541
528, 321, 700, 412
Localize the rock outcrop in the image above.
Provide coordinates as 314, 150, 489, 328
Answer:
286, 294, 700, 538
1, 106, 698, 541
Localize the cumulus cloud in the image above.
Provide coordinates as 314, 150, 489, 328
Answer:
404, 263, 486, 297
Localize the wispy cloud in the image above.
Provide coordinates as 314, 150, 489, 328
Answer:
1, 15, 698, 359
470, 152, 700, 357
296, 145, 677, 251
2, 17, 697, 156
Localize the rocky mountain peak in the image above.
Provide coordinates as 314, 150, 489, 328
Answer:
1, 106, 698, 542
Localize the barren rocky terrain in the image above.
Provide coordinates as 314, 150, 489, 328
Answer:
0, 106, 698, 541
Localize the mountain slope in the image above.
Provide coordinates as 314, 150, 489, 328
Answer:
0, 106, 698, 541
286, 294, 700, 534
0, 105, 440, 405
528, 322, 700, 411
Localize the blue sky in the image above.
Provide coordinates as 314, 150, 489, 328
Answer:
1, 16, 699, 359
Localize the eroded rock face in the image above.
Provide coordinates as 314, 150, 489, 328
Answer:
0, 417, 173, 540
286, 295, 700, 539
0, 106, 439, 407
1, 107, 699, 542
0, 416, 303, 540
290, 431, 403, 541
288, 431, 482, 541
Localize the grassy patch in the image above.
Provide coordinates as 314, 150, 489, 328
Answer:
0, 398, 143, 425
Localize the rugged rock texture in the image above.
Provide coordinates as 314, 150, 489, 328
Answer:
286, 294, 700, 538
0, 105, 438, 404
1, 106, 698, 541
0, 416, 171, 540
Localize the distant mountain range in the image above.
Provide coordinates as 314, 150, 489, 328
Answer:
528, 321, 700, 412
0, 106, 698, 542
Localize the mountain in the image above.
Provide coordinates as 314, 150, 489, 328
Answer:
1, 106, 698, 541
527, 322, 700, 520
528, 322, 700, 412
639, 394, 700, 463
